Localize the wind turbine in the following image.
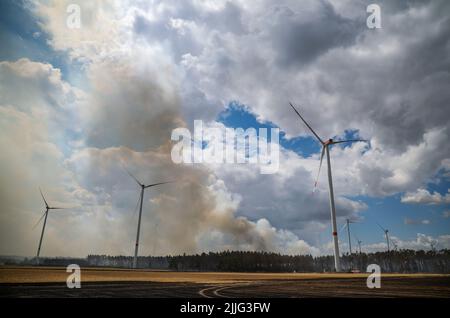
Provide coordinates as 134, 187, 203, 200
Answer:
351, 232, 363, 254
391, 239, 398, 251
34, 188, 65, 265
125, 168, 174, 269
289, 102, 367, 272
352, 233, 363, 272
430, 241, 437, 252
376, 222, 390, 253
353, 232, 363, 254
342, 219, 357, 254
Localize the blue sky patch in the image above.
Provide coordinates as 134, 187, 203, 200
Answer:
0, 0, 84, 86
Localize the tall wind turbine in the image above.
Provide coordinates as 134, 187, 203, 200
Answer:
344, 219, 356, 254
126, 169, 173, 269
376, 222, 390, 253
339, 220, 355, 254
34, 188, 65, 265
289, 102, 367, 272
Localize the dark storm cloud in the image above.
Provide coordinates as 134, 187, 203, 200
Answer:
362, 6, 450, 151
269, 1, 364, 67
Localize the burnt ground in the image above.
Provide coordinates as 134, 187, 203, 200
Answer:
1, 276, 449, 298
0, 281, 207, 298
208, 276, 450, 298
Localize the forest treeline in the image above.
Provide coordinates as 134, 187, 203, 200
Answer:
165, 250, 450, 273
10, 249, 450, 273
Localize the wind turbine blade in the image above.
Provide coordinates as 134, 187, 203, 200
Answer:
49, 207, 65, 210
39, 188, 49, 208
339, 222, 348, 233
32, 212, 46, 229
289, 102, 324, 144
144, 181, 175, 188
124, 167, 142, 186
331, 139, 368, 145
376, 221, 386, 232
314, 146, 325, 188
132, 190, 142, 218
388, 234, 396, 247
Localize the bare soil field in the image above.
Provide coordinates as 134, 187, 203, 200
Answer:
1, 266, 449, 298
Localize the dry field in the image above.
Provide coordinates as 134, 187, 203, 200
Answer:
1, 266, 449, 298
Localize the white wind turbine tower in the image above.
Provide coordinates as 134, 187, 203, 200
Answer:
290, 102, 368, 272
352, 231, 362, 254
341, 218, 357, 254
34, 188, 66, 265
125, 169, 174, 269
355, 237, 362, 254
376, 222, 390, 253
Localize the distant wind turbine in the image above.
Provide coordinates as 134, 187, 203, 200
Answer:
125, 168, 174, 269
356, 237, 362, 254
430, 241, 437, 251
290, 102, 368, 272
352, 231, 363, 254
376, 222, 390, 253
352, 233, 363, 272
391, 239, 398, 251
342, 219, 357, 254
34, 188, 66, 265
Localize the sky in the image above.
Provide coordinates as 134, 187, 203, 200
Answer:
0, 0, 449, 258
